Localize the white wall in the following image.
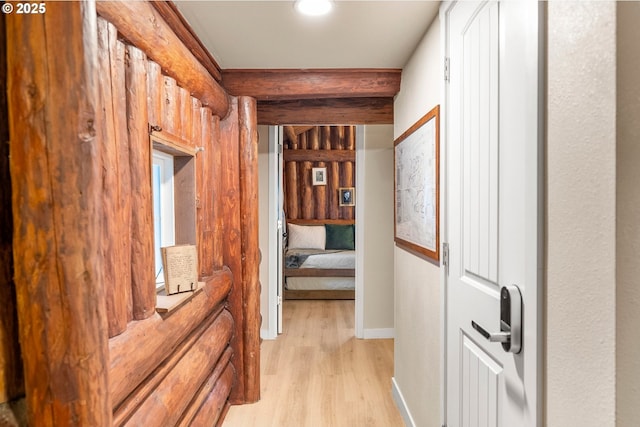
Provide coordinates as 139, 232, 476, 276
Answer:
361, 125, 395, 335
546, 3, 617, 426
392, 16, 441, 427
616, 3, 640, 426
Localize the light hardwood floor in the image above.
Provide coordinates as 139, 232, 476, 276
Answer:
223, 300, 404, 427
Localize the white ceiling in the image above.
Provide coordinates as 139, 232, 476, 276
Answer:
175, 1, 440, 69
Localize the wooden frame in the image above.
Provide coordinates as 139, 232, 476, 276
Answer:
339, 187, 355, 206
312, 167, 327, 185
394, 104, 440, 261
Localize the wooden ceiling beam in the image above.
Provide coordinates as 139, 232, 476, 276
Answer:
257, 98, 394, 125
222, 69, 401, 101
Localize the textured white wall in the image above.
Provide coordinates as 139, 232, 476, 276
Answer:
393, 16, 441, 427
546, 2, 617, 426
362, 125, 395, 332
616, 3, 640, 426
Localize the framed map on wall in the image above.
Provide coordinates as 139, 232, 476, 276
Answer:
394, 105, 440, 262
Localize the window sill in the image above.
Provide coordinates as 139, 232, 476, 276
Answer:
156, 282, 204, 315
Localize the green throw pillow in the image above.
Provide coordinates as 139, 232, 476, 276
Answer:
325, 224, 355, 250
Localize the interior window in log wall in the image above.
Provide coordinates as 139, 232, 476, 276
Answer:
283, 125, 356, 220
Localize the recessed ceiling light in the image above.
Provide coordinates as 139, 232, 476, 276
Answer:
295, 0, 333, 17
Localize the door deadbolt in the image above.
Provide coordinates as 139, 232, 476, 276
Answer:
471, 285, 522, 354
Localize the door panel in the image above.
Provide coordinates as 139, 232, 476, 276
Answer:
462, 1, 499, 287
445, 1, 541, 426
461, 334, 501, 427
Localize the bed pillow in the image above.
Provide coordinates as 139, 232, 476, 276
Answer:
287, 223, 326, 250
325, 224, 355, 250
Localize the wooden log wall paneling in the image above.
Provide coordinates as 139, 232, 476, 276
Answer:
7, 2, 113, 425
284, 125, 356, 221
238, 96, 261, 403
6, 1, 261, 425
95, 1, 229, 118
220, 98, 247, 403
0, 8, 24, 410
126, 44, 157, 321
98, 18, 132, 337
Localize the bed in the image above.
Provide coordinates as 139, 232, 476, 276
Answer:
284, 219, 355, 300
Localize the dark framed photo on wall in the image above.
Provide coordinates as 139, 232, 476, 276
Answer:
339, 187, 355, 206
394, 104, 440, 261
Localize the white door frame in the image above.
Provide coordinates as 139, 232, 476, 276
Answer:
354, 125, 365, 339
439, 1, 545, 425
264, 126, 281, 340
266, 125, 366, 339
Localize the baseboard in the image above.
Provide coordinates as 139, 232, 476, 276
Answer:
392, 377, 416, 427
363, 328, 395, 339
260, 328, 277, 340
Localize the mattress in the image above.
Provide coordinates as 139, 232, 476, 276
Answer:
286, 277, 355, 291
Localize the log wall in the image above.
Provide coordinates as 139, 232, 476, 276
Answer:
0, 9, 25, 421
284, 125, 356, 220
5, 2, 260, 425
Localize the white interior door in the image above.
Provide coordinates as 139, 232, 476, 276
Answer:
444, 1, 542, 426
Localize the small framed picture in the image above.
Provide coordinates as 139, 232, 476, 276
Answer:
312, 167, 327, 185
339, 187, 355, 206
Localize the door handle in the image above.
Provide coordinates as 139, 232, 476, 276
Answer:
471, 285, 522, 354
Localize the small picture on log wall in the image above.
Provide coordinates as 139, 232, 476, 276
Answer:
339, 187, 355, 206
312, 167, 327, 185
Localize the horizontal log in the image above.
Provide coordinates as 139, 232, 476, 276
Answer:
177, 348, 233, 427
109, 269, 232, 407
222, 68, 401, 100
96, 1, 229, 117
284, 268, 355, 277
287, 219, 354, 226
284, 289, 355, 300
189, 364, 235, 427
113, 304, 224, 424
283, 149, 355, 163
149, 1, 222, 81
257, 97, 393, 125
215, 402, 231, 427
123, 310, 234, 427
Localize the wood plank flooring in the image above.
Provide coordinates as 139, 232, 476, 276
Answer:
223, 300, 404, 427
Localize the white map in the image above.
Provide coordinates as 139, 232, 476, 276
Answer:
395, 117, 437, 252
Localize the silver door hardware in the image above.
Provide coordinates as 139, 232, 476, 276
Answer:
471, 285, 522, 354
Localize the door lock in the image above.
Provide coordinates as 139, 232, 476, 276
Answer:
471, 285, 522, 354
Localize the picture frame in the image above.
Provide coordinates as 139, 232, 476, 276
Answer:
339, 187, 355, 207
394, 105, 440, 261
312, 167, 327, 185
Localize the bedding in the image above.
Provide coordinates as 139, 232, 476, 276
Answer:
285, 249, 355, 270
287, 223, 326, 250
284, 221, 356, 299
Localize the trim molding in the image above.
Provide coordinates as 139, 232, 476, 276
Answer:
363, 328, 395, 339
392, 377, 417, 427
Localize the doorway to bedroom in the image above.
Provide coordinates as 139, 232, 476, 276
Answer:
271, 125, 358, 337
260, 124, 396, 341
